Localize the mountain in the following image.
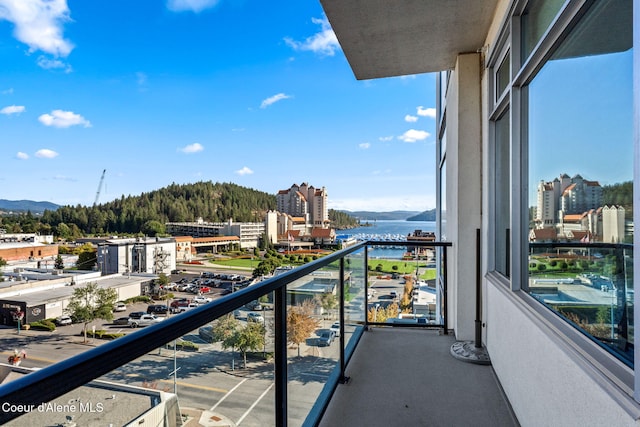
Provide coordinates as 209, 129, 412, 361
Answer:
406, 209, 437, 221
339, 210, 421, 221
0, 199, 60, 214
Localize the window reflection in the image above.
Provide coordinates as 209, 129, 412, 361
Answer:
525, 0, 633, 365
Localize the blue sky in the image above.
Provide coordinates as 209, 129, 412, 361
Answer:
0, 0, 437, 213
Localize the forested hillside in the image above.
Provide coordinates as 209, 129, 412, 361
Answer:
603, 181, 633, 213
41, 182, 277, 235
329, 209, 360, 229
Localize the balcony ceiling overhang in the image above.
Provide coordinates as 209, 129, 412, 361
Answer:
320, 0, 499, 80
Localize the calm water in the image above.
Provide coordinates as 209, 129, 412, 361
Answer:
337, 220, 436, 259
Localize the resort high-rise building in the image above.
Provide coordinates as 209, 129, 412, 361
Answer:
535, 173, 602, 227
276, 183, 329, 228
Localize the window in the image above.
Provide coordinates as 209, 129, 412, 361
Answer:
520, 0, 565, 61
524, 0, 634, 365
494, 109, 511, 277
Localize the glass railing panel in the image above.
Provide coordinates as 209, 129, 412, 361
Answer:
528, 243, 634, 366
366, 243, 439, 325
343, 247, 366, 350
3, 294, 278, 426
285, 263, 341, 427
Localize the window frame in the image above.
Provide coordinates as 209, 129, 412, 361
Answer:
486, 0, 638, 403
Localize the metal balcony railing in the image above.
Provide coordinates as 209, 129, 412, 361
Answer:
0, 240, 451, 426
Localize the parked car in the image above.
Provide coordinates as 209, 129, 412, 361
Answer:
193, 295, 212, 305
55, 315, 72, 326
198, 325, 215, 343
128, 311, 146, 320
113, 302, 127, 312
390, 291, 398, 299
330, 321, 341, 337
246, 301, 262, 311
247, 312, 264, 323
128, 314, 164, 328
317, 329, 336, 346
176, 283, 191, 292
233, 309, 242, 319
113, 317, 130, 325
173, 303, 199, 313
147, 304, 169, 315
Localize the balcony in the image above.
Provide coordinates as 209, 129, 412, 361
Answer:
0, 240, 518, 425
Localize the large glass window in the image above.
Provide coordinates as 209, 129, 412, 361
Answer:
494, 110, 511, 277
525, 0, 634, 365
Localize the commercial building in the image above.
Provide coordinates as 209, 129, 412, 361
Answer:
96, 237, 176, 275
0, 271, 151, 326
166, 218, 264, 250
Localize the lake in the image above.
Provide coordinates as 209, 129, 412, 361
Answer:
336, 220, 436, 259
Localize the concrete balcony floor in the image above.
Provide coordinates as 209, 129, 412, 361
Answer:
319, 327, 519, 427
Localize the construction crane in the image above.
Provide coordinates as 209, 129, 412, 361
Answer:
94, 169, 106, 206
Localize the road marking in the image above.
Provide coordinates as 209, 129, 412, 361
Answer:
236, 382, 274, 426
158, 379, 227, 393
209, 378, 248, 411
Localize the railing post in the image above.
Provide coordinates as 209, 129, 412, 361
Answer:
339, 257, 349, 383
274, 286, 287, 427
364, 243, 369, 329
442, 244, 448, 335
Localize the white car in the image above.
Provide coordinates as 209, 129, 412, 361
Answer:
128, 314, 164, 328
193, 295, 212, 304
330, 321, 341, 337
247, 312, 264, 323
113, 302, 127, 312
55, 315, 72, 326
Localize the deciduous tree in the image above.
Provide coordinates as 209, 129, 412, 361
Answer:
66, 282, 118, 342
287, 299, 319, 357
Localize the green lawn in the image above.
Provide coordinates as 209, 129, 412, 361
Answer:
207, 258, 257, 269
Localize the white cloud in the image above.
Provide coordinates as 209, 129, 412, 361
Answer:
37, 56, 72, 72
35, 148, 58, 158
2, 88, 14, 95
398, 129, 430, 143
16, 151, 29, 159
167, 0, 220, 13
0, 0, 74, 56
260, 93, 291, 109
417, 106, 436, 118
1, 105, 25, 115
379, 136, 393, 142
179, 142, 204, 154
235, 166, 253, 176
359, 142, 371, 149
38, 110, 91, 128
52, 174, 76, 181
284, 16, 340, 56
404, 114, 418, 123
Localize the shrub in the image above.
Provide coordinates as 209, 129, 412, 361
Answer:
29, 320, 56, 331
169, 340, 199, 351
126, 296, 153, 304
86, 330, 125, 340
